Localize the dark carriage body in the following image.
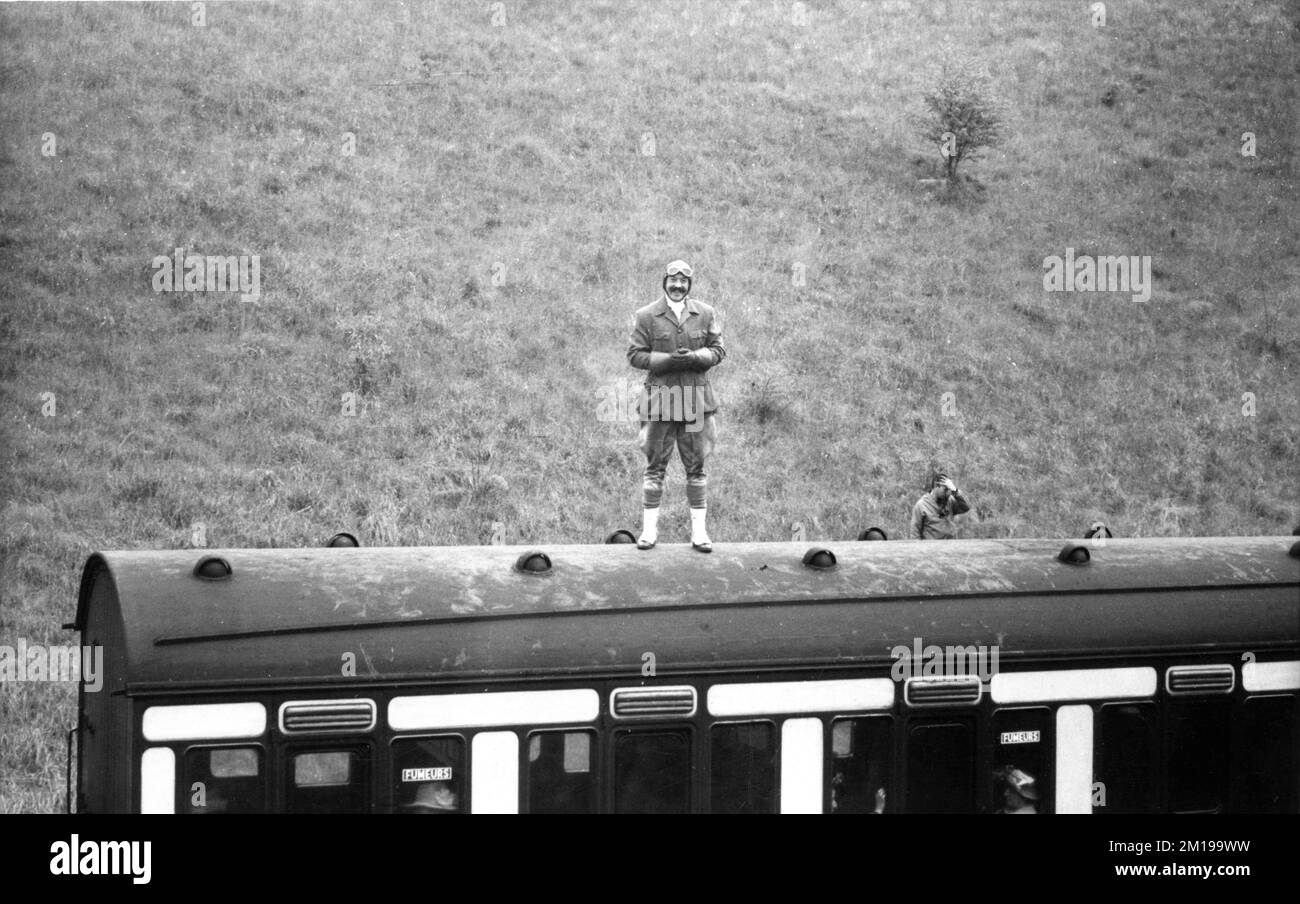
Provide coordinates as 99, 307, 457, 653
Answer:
73, 536, 1300, 813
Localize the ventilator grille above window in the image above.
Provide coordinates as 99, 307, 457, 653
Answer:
610, 686, 697, 719
279, 699, 376, 734
904, 676, 983, 707
1165, 665, 1235, 696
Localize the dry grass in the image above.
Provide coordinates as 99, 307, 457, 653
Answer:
1, 0, 1297, 811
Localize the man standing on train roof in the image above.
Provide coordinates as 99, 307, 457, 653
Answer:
911, 466, 971, 540
627, 259, 726, 552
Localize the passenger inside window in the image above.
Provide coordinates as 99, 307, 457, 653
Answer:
993, 765, 1039, 814
402, 781, 458, 813
830, 718, 890, 814
392, 737, 464, 814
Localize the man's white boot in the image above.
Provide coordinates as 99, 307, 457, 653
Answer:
637, 507, 660, 550
690, 507, 712, 553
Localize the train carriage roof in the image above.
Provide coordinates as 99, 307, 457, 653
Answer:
75, 537, 1299, 690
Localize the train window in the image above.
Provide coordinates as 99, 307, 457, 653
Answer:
1168, 700, 1230, 814
829, 717, 891, 814
710, 722, 776, 814
392, 737, 464, 814
992, 709, 1050, 814
527, 731, 595, 814
1095, 703, 1157, 814
182, 746, 265, 814
614, 729, 692, 814
906, 720, 975, 813
1234, 695, 1299, 813
287, 747, 371, 814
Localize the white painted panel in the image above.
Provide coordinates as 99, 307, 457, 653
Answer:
142, 702, 266, 742
1055, 705, 1094, 814
140, 747, 176, 814
709, 678, 894, 717
389, 689, 599, 730
471, 731, 519, 815
1242, 660, 1300, 693
780, 718, 823, 814
991, 668, 1156, 704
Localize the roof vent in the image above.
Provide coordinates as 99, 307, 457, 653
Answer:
905, 676, 983, 706
327, 532, 359, 548
192, 556, 232, 581
279, 699, 377, 734
1166, 665, 1235, 696
802, 547, 838, 570
515, 550, 553, 575
611, 686, 697, 719
605, 530, 636, 544
1057, 543, 1091, 565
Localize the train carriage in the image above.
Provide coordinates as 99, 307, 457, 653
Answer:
71, 536, 1300, 814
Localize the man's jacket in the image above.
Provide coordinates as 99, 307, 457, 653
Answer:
911, 491, 971, 539
627, 296, 725, 422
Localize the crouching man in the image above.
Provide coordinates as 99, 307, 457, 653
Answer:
911, 469, 971, 540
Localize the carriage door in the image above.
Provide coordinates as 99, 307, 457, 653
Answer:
608, 686, 698, 813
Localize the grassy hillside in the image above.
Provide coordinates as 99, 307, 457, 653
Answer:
1, 0, 1297, 811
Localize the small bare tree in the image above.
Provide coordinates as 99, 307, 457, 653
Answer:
916, 48, 1005, 183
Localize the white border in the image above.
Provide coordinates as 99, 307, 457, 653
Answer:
991, 667, 1157, 703
471, 731, 519, 814
389, 689, 599, 730
709, 678, 893, 717
1242, 659, 1300, 692
140, 747, 176, 814
779, 718, 823, 814
142, 702, 267, 742
1055, 705, 1094, 814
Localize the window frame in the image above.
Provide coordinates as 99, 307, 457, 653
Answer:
707, 719, 779, 815
826, 714, 895, 815
388, 733, 468, 815
608, 725, 696, 815
522, 727, 599, 815
283, 741, 374, 815
178, 742, 268, 815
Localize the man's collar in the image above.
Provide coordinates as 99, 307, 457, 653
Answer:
657, 294, 698, 317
